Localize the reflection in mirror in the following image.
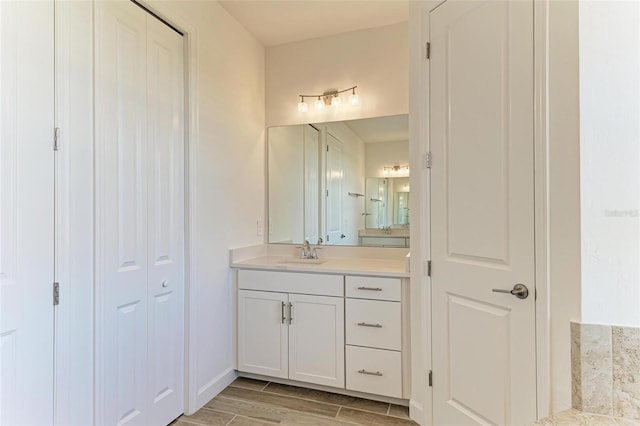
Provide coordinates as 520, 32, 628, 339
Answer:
268, 115, 409, 247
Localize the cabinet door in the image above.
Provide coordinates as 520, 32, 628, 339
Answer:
288, 294, 344, 388
238, 290, 289, 379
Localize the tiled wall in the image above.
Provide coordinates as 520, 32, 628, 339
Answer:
572, 322, 640, 420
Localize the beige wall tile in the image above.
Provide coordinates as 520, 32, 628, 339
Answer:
612, 327, 640, 420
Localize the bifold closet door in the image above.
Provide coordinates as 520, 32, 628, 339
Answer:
96, 1, 184, 424
146, 13, 185, 426
0, 1, 55, 424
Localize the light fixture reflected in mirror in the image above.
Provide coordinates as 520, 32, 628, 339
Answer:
383, 164, 410, 177
297, 86, 358, 112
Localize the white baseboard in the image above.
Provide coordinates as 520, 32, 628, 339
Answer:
191, 367, 237, 414
410, 398, 427, 426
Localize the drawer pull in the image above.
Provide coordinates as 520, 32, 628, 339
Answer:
358, 369, 383, 377
357, 322, 382, 328
356, 286, 383, 291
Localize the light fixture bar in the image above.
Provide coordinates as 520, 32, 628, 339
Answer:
297, 86, 358, 111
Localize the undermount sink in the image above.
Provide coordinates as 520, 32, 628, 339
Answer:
278, 258, 327, 265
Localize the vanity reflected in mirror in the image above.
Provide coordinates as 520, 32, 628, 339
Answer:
268, 114, 409, 248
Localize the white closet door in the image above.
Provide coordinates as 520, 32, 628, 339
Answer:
0, 1, 54, 424
146, 15, 185, 426
96, 2, 149, 424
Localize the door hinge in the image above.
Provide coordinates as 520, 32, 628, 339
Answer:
428, 370, 433, 387
53, 282, 60, 306
326, 145, 329, 152
427, 260, 432, 277
424, 152, 432, 169
54, 127, 61, 151
426, 42, 431, 60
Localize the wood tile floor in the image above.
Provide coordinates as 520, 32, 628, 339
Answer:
174, 377, 419, 426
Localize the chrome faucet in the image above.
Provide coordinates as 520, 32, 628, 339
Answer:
298, 240, 321, 259
302, 240, 311, 258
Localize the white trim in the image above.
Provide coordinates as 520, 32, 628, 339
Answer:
196, 368, 238, 409
408, 1, 436, 425
239, 372, 410, 406
533, 0, 551, 418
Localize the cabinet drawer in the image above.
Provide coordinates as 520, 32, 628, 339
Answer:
346, 299, 401, 351
345, 276, 400, 301
238, 269, 343, 296
346, 346, 401, 398
360, 236, 407, 247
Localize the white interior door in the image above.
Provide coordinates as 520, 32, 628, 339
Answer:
325, 134, 344, 245
430, 0, 537, 425
97, 2, 185, 424
0, 1, 55, 424
304, 125, 320, 244
146, 14, 185, 426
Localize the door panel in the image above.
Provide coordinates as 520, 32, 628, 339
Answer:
430, 0, 536, 424
0, 0, 55, 424
97, 1, 148, 424
146, 14, 185, 426
237, 290, 289, 378
288, 294, 344, 388
325, 134, 344, 245
304, 125, 320, 244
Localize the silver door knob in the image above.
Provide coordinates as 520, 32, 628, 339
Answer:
162, 280, 169, 288
492, 283, 529, 299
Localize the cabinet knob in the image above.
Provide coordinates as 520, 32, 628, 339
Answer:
161, 280, 169, 288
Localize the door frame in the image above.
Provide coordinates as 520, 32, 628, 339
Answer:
408, 0, 551, 423
54, 0, 201, 422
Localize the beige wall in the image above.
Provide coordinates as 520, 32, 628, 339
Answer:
579, 0, 640, 327
151, 0, 266, 412
265, 22, 409, 127
365, 140, 409, 178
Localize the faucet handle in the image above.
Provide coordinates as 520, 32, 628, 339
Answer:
311, 247, 322, 259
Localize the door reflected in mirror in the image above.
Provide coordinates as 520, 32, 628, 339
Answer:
267, 114, 409, 248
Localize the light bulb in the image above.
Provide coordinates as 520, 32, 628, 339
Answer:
349, 92, 359, 106
297, 100, 308, 113
315, 97, 325, 110
331, 95, 341, 108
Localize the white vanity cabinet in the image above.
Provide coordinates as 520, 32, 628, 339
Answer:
237, 270, 345, 388
234, 264, 409, 401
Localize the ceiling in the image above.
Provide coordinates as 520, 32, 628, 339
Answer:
345, 114, 408, 144
218, 0, 409, 47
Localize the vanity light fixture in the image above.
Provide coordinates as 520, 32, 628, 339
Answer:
383, 164, 410, 176
297, 96, 308, 112
297, 86, 358, 112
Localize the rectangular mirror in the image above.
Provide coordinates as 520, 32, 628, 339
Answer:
268, 114, 409, 247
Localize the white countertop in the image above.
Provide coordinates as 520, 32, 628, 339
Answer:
231, 255, 410, 278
